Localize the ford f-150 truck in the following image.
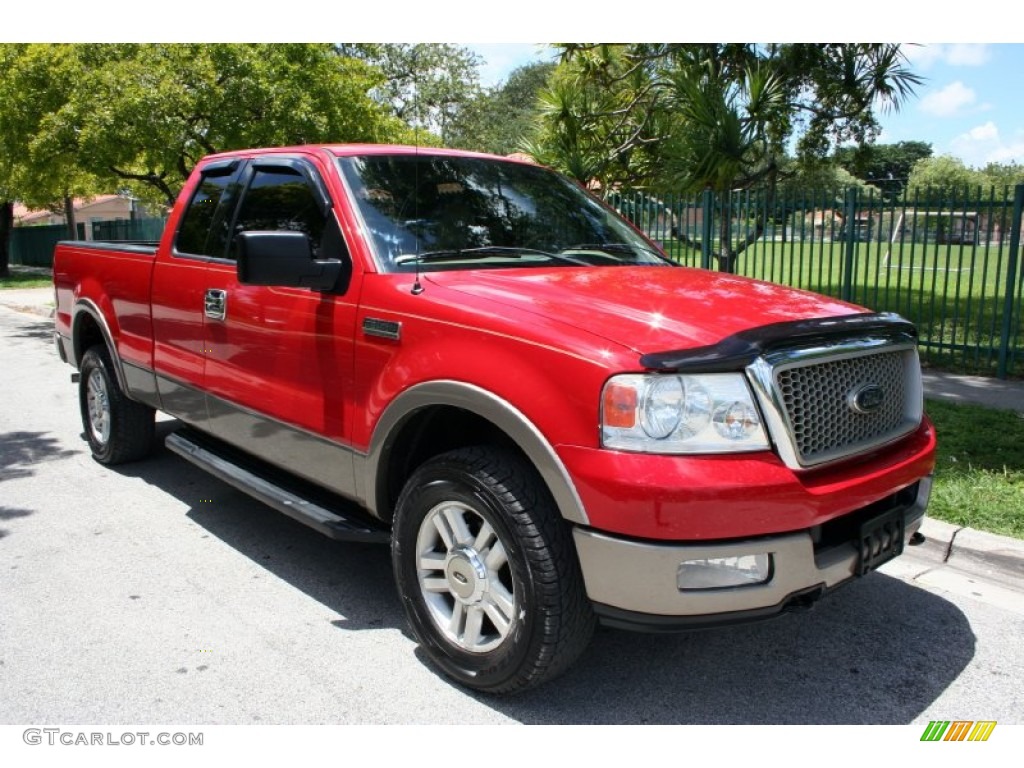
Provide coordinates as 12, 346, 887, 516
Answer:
54, 144, 936, 694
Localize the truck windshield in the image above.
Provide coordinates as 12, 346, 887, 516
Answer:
336, 154, 671, 272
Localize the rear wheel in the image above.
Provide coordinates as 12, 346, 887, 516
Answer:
391, 446, 595, 694
79, 346, 154, 465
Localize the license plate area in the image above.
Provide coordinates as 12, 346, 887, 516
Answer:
857, 507, 905, 575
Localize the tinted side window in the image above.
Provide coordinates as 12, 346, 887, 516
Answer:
229, 167, 326, 260
175, 171, 237, 257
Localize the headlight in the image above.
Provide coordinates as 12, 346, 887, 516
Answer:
601, 373, 770, 454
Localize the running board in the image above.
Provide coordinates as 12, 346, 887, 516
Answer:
166, 430, 389, 544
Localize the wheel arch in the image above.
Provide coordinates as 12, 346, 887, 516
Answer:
365, 381, 589, 527
71, 299, 129, 393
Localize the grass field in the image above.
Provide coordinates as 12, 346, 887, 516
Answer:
925, 398, 1024, 539
662, 239, 1024, 376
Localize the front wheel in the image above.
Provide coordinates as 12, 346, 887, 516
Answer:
78, 346, 155, 465
391, 446, 595, 694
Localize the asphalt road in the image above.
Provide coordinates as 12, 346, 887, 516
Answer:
1, 305, 1022, 725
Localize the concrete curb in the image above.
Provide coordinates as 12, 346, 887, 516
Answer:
0, 287, 55, 319
914, 517, 1024, 591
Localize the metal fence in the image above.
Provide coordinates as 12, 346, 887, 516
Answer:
608, 184, 1024, 378
9, 223, 85, 267
9, 218, 166, 269
9, 191, 1023, 377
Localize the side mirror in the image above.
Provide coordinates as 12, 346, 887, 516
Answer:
236, 231, 341, 291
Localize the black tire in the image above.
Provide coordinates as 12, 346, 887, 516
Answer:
391, 446, 595, 694
78, 345, 155, 465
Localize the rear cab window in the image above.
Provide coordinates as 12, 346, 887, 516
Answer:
174, 161, 242, 259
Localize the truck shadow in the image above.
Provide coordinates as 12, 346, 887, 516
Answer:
493, 573, 976, 724
113, 421, 403, 634
116, 422, 975, 725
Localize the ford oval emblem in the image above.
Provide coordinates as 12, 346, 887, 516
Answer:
849, 384, 885, 414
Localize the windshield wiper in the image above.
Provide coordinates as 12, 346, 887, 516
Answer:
394, 246, 586, 266
561, 242, 671, 263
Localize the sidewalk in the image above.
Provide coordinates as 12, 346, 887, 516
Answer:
0, 286, 54, 317
2, 278, 1022, 591
923, 370, 1024, 414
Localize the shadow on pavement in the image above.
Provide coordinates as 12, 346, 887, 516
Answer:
5, 318, 54, 344
488, 571, 975, 724
114, 422, 976, 725
0, 430, 79, 482
112, 422, 404, 635
0, 507, 34, 540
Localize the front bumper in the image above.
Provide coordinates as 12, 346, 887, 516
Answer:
574, 477, 930, 631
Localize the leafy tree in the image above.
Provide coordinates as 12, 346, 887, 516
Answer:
19, 44, 408, 208
980, 161, 1024, 191
0, 43, 106, 255
834, 140, 933, 200
907, 155, 988, 199
524, 44, 679, 187
449, 62, 556, 155
0, 43, 411, 269
347, 43, 484, 146
529, 44, 922, 270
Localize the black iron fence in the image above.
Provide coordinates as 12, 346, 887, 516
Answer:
9, 218, 166, 269
609, 185, 1024, 378
10, 186, 1024, 377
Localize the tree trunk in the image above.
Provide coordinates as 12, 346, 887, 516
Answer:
64, 195, 78, 240
0, 201, 12, 277
716, 195, 736, 273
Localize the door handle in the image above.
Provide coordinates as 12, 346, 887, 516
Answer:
204, 289, 227, 321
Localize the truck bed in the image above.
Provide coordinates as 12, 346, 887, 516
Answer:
53, 239, 160, 375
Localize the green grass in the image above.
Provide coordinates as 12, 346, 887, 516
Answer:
0, 270, 53, 289
662, 239, 1024, 376
925, 398, 1024, 538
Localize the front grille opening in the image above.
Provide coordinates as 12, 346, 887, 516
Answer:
774, 349, 917, 466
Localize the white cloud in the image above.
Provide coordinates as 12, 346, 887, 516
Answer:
902, 43, 991, 70
950, 122, 1024, 166
903, 44, 944, 70
946, 44, 992, 66
920, 81, 977, 117
964, 122, 998, 142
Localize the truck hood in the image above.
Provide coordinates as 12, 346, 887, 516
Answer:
427, 267, 862, 356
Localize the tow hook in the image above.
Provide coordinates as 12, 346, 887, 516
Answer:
784, 586, 826, 613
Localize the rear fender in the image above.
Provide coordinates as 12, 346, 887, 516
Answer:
71, 298, 128, 392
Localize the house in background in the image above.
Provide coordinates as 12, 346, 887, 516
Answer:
13, 195, 141, 240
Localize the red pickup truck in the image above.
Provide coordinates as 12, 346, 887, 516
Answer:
54, 144, 935, 693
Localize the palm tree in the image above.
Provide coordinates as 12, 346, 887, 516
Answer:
527, 44, 923, 272
661, 62, 787, 271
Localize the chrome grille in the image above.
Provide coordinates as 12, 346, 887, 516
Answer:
776, 352, 909, 465
747, 336, 923, 470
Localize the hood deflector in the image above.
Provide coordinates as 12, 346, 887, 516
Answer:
639, 313, 918, 373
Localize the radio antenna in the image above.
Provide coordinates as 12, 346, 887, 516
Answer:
411, 46, 424, 296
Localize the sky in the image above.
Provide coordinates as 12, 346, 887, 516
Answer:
465, 43, 1024, 170
11, 0, 1021, 168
